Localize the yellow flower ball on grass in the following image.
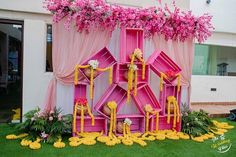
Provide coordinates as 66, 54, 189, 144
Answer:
29, 142, 41, 150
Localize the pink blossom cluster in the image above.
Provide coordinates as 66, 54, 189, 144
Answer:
165, 70, 176, 78
44, 0, 214, 42
75, 98, 88, 106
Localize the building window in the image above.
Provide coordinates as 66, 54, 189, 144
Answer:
46, 24, 53, 72
192, 44, 236, 76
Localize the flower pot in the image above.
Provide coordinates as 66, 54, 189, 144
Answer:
116, 121, 123, 134
102, 103, 111, 116
84, 68, 98, 78
77, 105, 88, 115
123, 71, 135, 81
165, 102, 175, 114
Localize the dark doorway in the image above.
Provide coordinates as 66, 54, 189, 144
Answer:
0, 20, 23, 123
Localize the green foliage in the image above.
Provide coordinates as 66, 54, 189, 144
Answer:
181, 103, 216, 137
16, 107, 72, 143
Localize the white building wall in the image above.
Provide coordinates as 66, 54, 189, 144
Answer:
191, 76, 236, 102
190, 0, 236, 103
23, 19, 53, 113
190, 0, 236, 34
0, 0, 48, 14
0, 1, 52, 115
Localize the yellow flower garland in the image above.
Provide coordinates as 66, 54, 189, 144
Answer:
86, 102, 95, 126
145, 111, 150, 132
134, 70, 138, 96
160, 72, 181, 93
6, 133, 28, 140
173, 101, 177, 128
74, 65, 90, 85
107, 101, 117, 136
80, 105, 84, 133
144, 104, 159, 133
74, 64, 113, 100
97, 67, 113, 85
126, 48, 146, 102
127, 67, 134, 102
142, 62, 145, 80
69, 132, 101, 147
74, 65, 79, 85
73, 102, 78, 133
53, 139, 66, 148
155, 111, 159, 131
177, 74, 181, 92
167, 96, 180, 129
160, 72, 167, 92
29, 138, 41, 150
132, 48, 146, 80
97, 101, 121, 146
73, 102, 95, 134
21, 139, 32, 146
90, 68, 94, 99
119, 122, 148, 146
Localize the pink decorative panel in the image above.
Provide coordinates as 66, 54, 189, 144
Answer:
120, 28, 144, 63
73, 116, 107, 136
150, 115, 181, 132
80, 47, 117, 82
94, 84, 127, 119
132, 84, 161, 116
113, 63, 149, 83
74, 83, 87, 101
116, 114, 145, 135
147, 51, 181, 83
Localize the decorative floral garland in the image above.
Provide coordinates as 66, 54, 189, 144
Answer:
144, 104, 159, 132
44, 0, 213, 42
74, 60, 113, 99
97, 101, 121, 146
167, 96, 180, 128
6, 120, 235, 149
126, 48, 146, 102
127, 64, 138, 102
160, 72, 181, 92
73, 98, 95, 134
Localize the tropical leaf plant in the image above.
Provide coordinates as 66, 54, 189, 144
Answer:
16, 107, 72, 143
181, 103, 216, 137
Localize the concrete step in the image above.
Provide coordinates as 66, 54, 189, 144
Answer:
191, 102, 236, 118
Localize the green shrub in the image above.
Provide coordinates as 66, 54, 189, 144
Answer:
181, 104, 216, 137
16, 107, 72, 143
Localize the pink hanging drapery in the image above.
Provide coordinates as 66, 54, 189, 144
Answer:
152, 34, 194, 105
44, 18, 112, 112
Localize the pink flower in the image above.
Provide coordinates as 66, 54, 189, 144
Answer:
41, 132, 48, 139
58, 114, 62, 121
44, 0, 213, 42
76, 98, 88, 106
38, 112, 44, 118
165, 70, 176, 78
50, 110, 54, 114
49, 116, 53, 121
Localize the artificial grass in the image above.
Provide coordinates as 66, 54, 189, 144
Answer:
0, 118, 235, 157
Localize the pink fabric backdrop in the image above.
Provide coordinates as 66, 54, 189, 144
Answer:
44, 19, 112, 111
152, 34, 194, 105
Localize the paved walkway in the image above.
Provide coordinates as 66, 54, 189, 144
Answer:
191, 103, 236, 117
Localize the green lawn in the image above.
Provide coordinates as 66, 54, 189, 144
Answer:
0, 118, 235, 157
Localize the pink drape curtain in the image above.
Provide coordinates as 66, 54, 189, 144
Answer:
152, 34, 194, 104
44, 19, 112, 111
